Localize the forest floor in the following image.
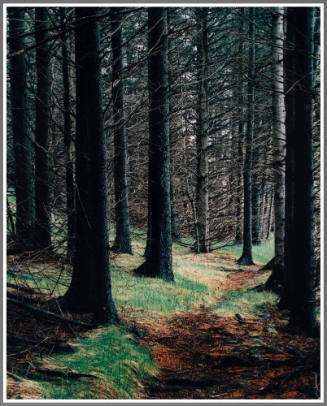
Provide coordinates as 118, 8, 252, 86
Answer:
6, 234, 320, 400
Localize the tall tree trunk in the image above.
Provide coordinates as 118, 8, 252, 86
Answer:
34, 8, 51, 249
60, 8, 75, 260
8, 7, 35, 248
283, 7, 317, 335
135, 8, 174, 281
238, 8, 255, 265
62, 7, 119, 323
167, 9, 180, 242
265, 8, 287, 290
234, 7, 245, 244
110, 7, 133, 254
196, 8, 210, 253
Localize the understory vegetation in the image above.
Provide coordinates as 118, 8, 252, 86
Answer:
9, 236, 315, 400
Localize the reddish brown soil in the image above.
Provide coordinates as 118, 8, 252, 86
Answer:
137, 309, 320, 400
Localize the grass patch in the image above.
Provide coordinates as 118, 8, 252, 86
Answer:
210, 288, 279, 317
39, 326, 158, 399
218, 238, 274, 265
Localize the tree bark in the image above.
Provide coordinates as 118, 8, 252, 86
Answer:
195, 8, 210, 253
238, 8, 255, 265
135, 8, 174, 281
34, 8, 51, 249
62, 7, 119, 323
8, 7, 35, 248
272, 7, 286, 280
283, 7, 317, 335
110, 7, 133, 255
60, 8, 75, 260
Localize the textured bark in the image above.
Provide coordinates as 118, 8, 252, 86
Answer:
63, 7, 119, 323
60, 8, 75, 260
135, 8, 174, 281
234, 8, 245, 244
272, 7, 286, 278
238, 8, 255, 265
8, 8, 35, 247
195, 8, 210, 253
167, 9, 180, 242
34, 8, 51, 249
283, 8, 317, 335
110, 7, 133, 255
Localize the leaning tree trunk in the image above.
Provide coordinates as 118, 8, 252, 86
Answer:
34, 8, 51, 249
8, 7, 35, 249
60, 8, 75, 260
110, 7, 133, 255
135, 8, 174, 281
62, 7, 119, 323
195, 7, 210, 253
265, 7, 286, 291
238, 8, 255, 265
285, 7, 317, 336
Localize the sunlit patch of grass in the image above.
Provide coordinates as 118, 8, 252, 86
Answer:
111, 263, 213, 319
210, 288, 279, 318
39, 326, 158, 399
218, 238, 274, 265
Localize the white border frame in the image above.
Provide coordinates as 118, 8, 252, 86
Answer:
2, 2, 325, 403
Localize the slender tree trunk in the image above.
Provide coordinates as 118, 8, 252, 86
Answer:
265, 8, 287, 290
60, 8, 75, 260
110, 7, 133, 254
234, 7, 245, 244
135, 8, 174, 281
34, 8, 51, 249
195, 8, 209, 253
283, 7, 317, 335
252, 182, 261, 245
62, 7, 119, 323
272, 7, 286, 279
167, 9, 180, 242
238, 8, 255, 265
8, 7, 35, 248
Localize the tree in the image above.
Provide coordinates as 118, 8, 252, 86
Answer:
195, 8, 210, 253
135, 8, 174, 281
8, 7, 35, 249
60, 8, 75, 260
265, 7, 286, 290
34, 7, 51, 249
110, 7, 133, 255
281, 7, 317, 336
61, 7, 119, 322
237, 8, 255, 265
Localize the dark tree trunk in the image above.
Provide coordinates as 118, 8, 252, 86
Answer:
135, 8, 174, 281
252, 182, 261, 245
110, 7, 133, 255
195, 7, 210, 253
62, 7, 119, 323
60, 8, 75, 260
281, 8, 317, 336
167, 9, 180, 242
238, 8, 255, 266
235, 9, 245, 244
34, 8, 51, 249
8, 7, 35, 248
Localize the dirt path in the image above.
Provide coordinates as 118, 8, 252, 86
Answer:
136, 271, 320, 401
